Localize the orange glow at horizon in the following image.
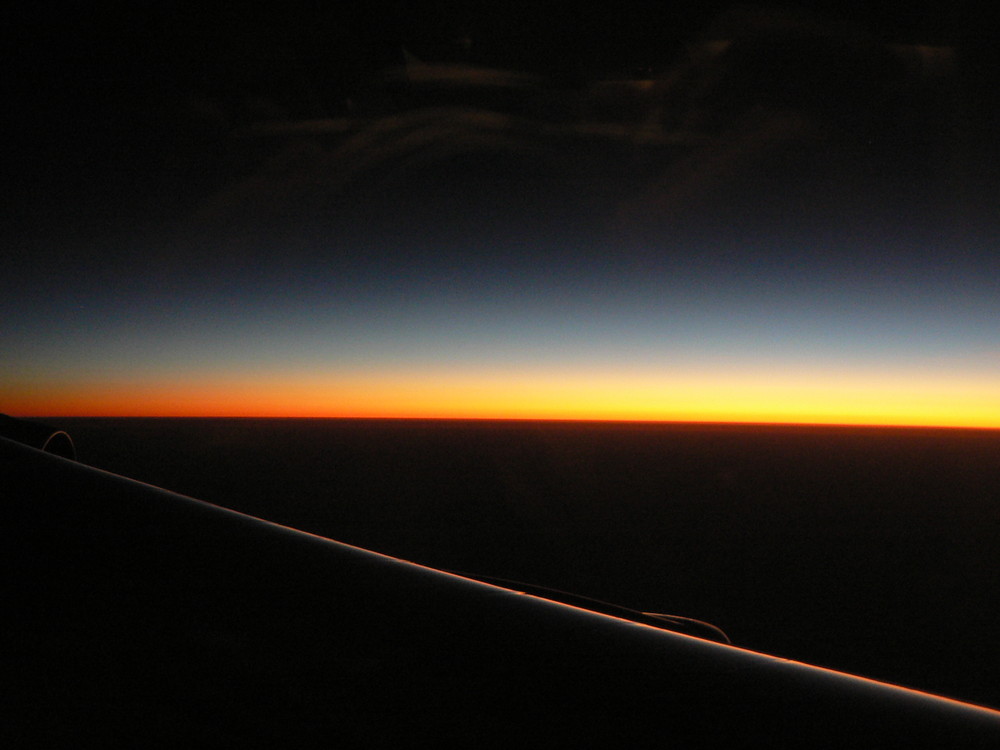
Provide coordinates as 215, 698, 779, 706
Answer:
8, 366, 1000, 429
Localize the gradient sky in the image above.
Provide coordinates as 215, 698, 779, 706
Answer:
7, 219, 999, 425
5, 5, 999, 427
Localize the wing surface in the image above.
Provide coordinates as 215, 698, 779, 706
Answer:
4, 435, 999, 746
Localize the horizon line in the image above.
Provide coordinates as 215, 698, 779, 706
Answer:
20, 415, 1000, 431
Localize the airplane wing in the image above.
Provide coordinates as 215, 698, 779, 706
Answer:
4, 427, 1000, 747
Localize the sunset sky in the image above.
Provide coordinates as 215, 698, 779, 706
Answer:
5, 5, 998, 427
7, 219, 999, 426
